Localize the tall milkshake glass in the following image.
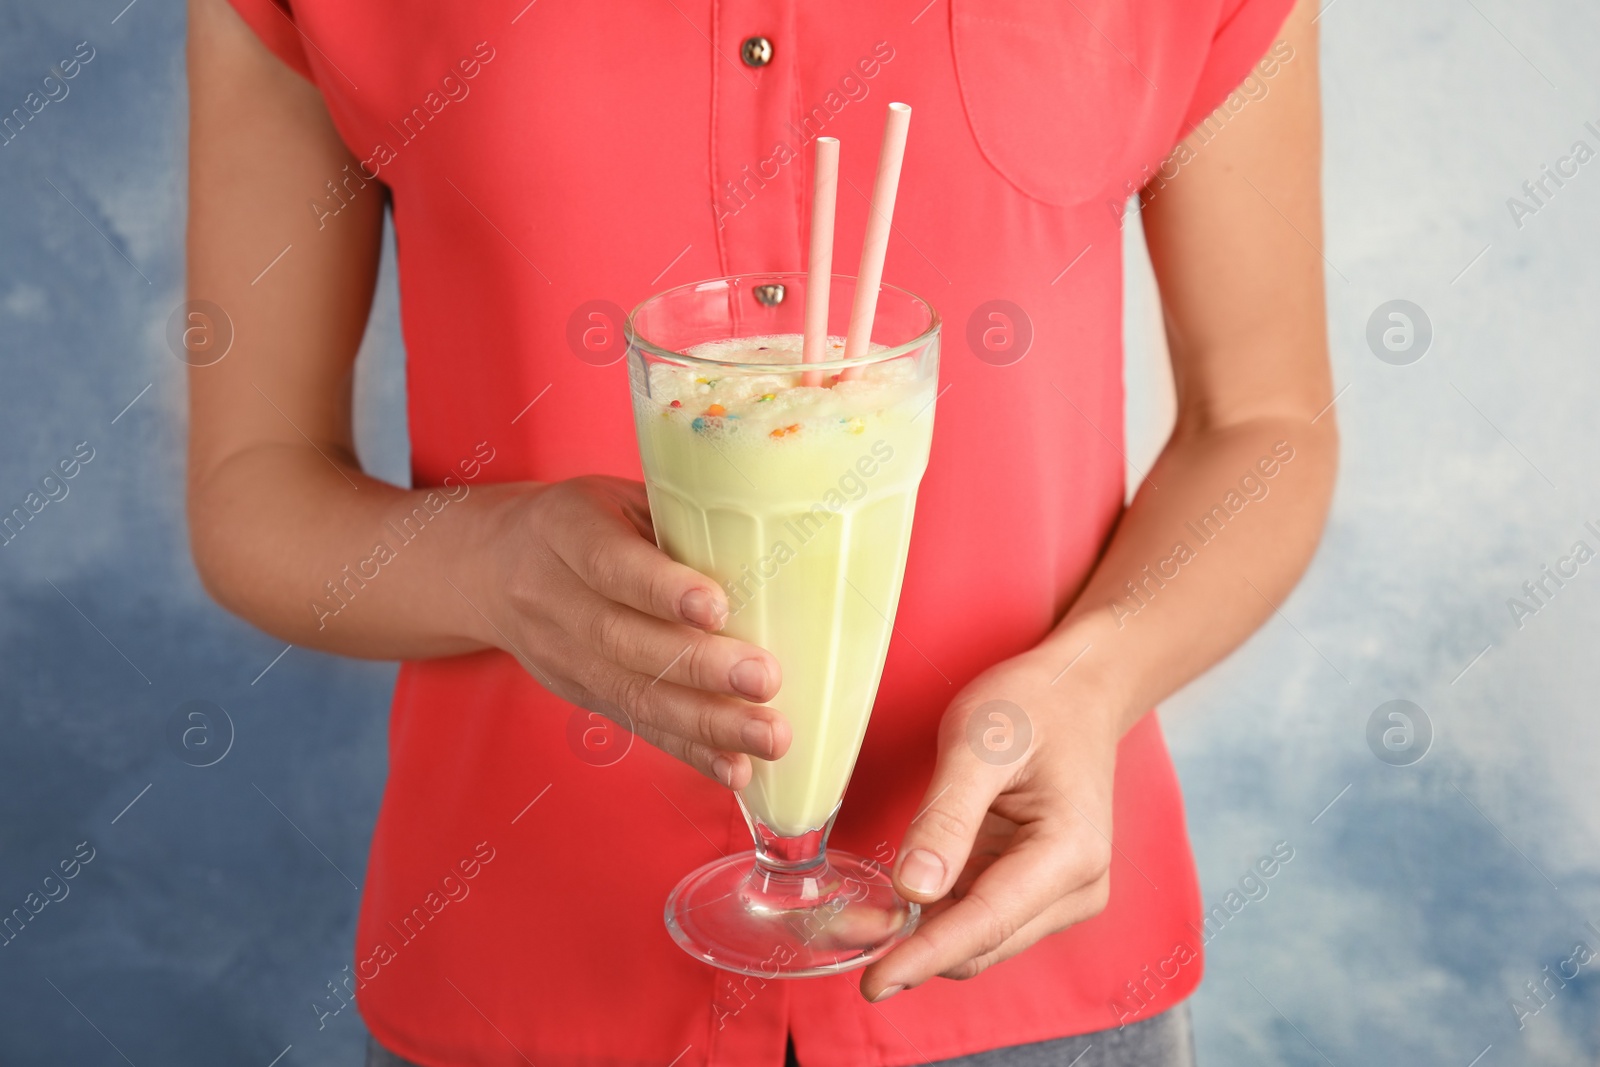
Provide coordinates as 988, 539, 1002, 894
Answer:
627, 272, 940, 976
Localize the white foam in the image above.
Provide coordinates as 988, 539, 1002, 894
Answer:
641, 333, 927, 440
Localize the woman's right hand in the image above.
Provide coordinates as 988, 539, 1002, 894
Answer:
472, 475, 790, 788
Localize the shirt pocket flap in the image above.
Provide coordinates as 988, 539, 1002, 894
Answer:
951, 0, 1150, 207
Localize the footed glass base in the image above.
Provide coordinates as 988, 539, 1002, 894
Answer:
664, 849, 919, 978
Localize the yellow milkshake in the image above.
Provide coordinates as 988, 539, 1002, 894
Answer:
632, 334, 935, 836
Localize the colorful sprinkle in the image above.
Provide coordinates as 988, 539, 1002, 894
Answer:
769, 423, 802, 438
757, 393, 776, 403
705, 403, 726, 416
691, 417, 707, 432
669, 400, 682, 408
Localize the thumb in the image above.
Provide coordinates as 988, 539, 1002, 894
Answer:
894, 756, 1006, 904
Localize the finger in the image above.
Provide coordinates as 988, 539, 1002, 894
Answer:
634, 720, 754, 790
892, 751, 1012, 904
589, 666, 791, 760
863, 825, 1095, 1000
936, 878, 1109, 981
546, 495, 732, 631
579, 696, 754, 790
949, 812, 1018, 898
604, 478, 658, 541
576, 591, 782, 703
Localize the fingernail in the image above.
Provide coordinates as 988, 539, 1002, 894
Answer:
679, 588, 726, 629
711, 755, 735, 787
871, 985, 904, 1003
729, 659, 771, 701
899, 849, 945, 897
740, 717, 775, 757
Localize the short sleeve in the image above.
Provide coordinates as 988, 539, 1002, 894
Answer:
227, 0, 315, 82
1178, 0, 1297, 138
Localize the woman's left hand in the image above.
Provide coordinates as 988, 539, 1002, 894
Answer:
860, 647, 1125, 1000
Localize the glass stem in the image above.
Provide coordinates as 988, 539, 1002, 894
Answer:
743, 799, 840, 875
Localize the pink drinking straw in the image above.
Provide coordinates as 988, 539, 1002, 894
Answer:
840, 102, 912, 381
801, 137, 840, 388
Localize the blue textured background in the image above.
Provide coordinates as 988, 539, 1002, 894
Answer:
2, 0, 1598, 1064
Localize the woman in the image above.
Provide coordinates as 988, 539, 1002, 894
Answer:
186, 0, 1336, 1063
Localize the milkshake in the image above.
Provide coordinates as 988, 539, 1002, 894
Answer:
633, 333, 935, 836
629, 272, 939, 978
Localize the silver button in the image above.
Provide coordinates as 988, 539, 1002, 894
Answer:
741, 36, 773, 67
753, 283, 786, 307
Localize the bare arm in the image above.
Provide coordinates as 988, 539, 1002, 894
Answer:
186, 0, 467, 656
185, 0, 787, 785
1047, 0, 1337, 720
865, 0, 1336, 999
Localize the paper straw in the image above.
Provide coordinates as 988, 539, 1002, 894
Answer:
801, 137, 840, 387
840, 102, 911, 380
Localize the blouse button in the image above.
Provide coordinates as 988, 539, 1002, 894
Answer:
740, 36, 774, 67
